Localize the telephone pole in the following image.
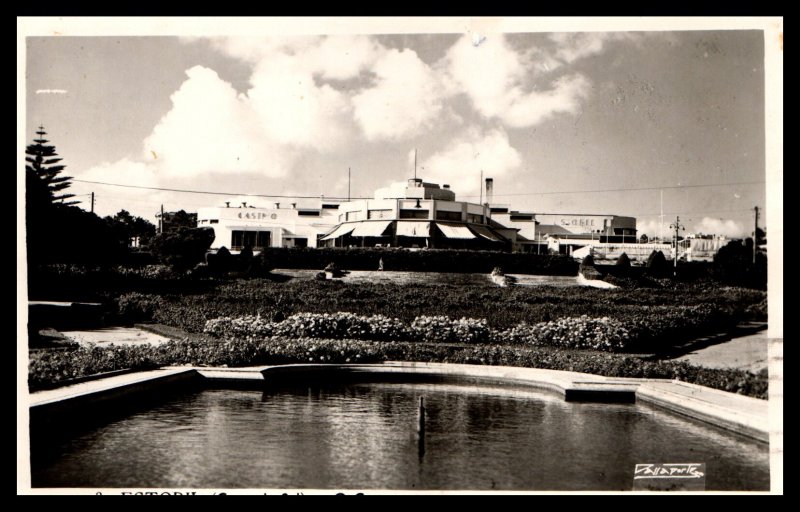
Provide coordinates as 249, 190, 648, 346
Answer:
90, 192, 95, 213
160, 204, 164, 234
753, 206, 759, 264
669, 216, 685, 277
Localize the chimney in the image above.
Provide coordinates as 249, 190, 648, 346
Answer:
241, 202, 247, 208
291, 202, 297, 209
275, 202, 280, 209
485, 178, 494, 205
225, 201, 230, 208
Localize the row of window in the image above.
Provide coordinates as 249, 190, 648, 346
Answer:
342, 209, 485, 222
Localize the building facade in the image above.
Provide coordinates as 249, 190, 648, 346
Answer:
320, 179, 508, 249
196, 200, 343, 252
195, 177, 642, 255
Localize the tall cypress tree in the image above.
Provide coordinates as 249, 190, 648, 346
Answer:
25, 126, 77, 206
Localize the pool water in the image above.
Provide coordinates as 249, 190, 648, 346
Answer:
31, 383, 769, 490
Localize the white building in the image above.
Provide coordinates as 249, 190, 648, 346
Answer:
196, 200, 343, 252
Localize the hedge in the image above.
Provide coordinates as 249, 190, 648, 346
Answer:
27, 337, 768, 399
260, 247, 579, 275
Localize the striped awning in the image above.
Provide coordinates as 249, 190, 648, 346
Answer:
351, 220, 391, 237
395, 221, 430, 237
436, 222, 476, 239
470, 225, 504, 242
321, 223, 356, 240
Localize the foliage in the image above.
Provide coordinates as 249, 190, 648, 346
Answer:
25, 126, 76, 205
645, 250, 671, 278
616, 252, 631, 267
259, 247, 579, 275
28, 336, 768, 399
104, 209, 156, 248
713, 240, 767, 290
150, 226, 215, 272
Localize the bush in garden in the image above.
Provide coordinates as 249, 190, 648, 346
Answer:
150, 226, 216, 273
28, 336, 768, 399
616, 252, 631, 267
208, 246, 233, 274
646, 250, 671, 278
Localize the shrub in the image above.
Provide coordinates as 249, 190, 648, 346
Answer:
27, 336, 769, 399
645, 250, 671, 278
616, 252, 631, 267
150, 226, 215, 272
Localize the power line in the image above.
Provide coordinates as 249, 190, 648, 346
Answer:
460, 180, 766, 198
72, 179, 368, 200
71, 178, 765, 201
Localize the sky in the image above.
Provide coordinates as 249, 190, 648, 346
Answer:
23, 21, 773, 239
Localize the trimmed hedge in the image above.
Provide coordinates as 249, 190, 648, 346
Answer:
27, 337, 768, 399
112, 281, 766, 352
260, 247, 579, 275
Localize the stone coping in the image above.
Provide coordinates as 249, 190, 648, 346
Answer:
28, 362, 768, 443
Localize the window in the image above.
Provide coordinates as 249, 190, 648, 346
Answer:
399, 209, 429, 219
321, 204, 339, 209
231, 230, 270, 250
209, 219, 219, 224
510, 214, 533, 221
346, 211, 362, 221
466, 213, 484, 224
368, 209, 392, 219
436, 210, 462, 221
298, 210, 320, 217
293, 238, 308, 248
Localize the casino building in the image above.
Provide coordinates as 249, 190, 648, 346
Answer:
196, 177, 639, 255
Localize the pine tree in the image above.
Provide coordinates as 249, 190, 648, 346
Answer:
25, 126, 77, 205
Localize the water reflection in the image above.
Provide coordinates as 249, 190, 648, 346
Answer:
31, 382, 769, 490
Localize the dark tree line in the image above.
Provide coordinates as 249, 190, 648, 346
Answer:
25, 128, 213, 270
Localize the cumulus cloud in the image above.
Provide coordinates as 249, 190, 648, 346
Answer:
636, 218, 666, 239
143, 66, 296, 178
692, 217, 746, 238
352, 49, 445, 141
248, 56, 354, 151
421, 128, 521, 197
443, 33, 591, 128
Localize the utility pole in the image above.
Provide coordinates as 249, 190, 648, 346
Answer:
414, 149, 417, 180
90, 192, 95, 213
348, 167, 351, 201
160, 204, 164, 234
753, 206, 760, 264
479, 169, 483, 205
669, 216, 684, 277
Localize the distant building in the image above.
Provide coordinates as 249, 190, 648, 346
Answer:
320, 178, 508, 249
196, 177, 642, 255
197, 200, 344, 252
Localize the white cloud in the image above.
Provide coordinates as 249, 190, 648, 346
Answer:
550, 33, 611, 64
692, 217, 746, 238
35, 89, 68, 94
443, 34, 591, 128
143, 65, 296, 178
352, 49, 445, 141
503, 74, 590, 128
443, 34, 524, 118
248, 55, 354, 151
421, 128, 521, 197
637, 218, 666, 239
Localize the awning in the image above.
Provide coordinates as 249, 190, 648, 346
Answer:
395, 221, 430, 237
321, 224, 356, 240
436, 222, 476, 239
351, 220, 391, 237
470, 225, 504, 242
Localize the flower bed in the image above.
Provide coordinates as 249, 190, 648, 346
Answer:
27, 336, 768, 399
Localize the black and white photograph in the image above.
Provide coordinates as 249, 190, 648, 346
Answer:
18, 17, 783, 494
